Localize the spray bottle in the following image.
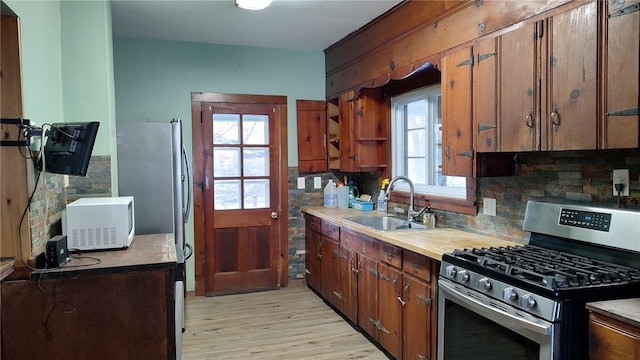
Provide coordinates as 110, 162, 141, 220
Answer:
377, 178, 390, 213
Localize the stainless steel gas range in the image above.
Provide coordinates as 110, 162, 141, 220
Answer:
437, 201, 640, 360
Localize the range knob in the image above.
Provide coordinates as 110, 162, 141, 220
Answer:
521, 294, 537, 309
502, 287, 518, 302
444, 266, 457, 279
478, 278, 492, 291
456, 270, 470, 283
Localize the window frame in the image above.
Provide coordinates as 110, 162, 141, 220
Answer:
385, 84, 477, 215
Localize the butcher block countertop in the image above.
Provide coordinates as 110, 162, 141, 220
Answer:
587, 298, 640, 328
301, 207, 520, 261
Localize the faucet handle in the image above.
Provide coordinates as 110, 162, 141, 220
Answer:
410, 207, 428, 222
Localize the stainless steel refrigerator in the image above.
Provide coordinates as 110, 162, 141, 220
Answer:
116, 119, 192, 360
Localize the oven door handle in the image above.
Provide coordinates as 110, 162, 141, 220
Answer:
439, 280, 553, 336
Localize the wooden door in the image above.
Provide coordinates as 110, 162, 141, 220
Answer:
603, 0, 639, 148
403, 275, 432, 360
304, 227, 322, 292
378, 263, 403, 360
321, 238, 341, 309
544, 1, 598, 150
474, 37, 499, 153
358, 255, 379, 340
296, 100, 327, 172
338, 90, 356, 171
442, 46, 474, 177
192, 93, 288, 296
340, 245, 358, 323
353, 88, 387, 171
498, 21, 539, 151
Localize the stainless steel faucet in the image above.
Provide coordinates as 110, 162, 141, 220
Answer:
385, 176, 426, 223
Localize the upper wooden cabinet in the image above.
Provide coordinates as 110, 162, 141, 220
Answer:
296, 100, 328, 172
602, 0, 639, 149
498, 1, 598, 152
442, 46, 474, 177
334, 88, 388, 173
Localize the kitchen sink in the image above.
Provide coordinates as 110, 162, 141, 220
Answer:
344, 216, 428, 231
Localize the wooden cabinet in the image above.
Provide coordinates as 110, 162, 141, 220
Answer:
333, 88, 388, 172
602, 0, 640, 149
304, 216, 323, 292
498, 1, 598, 151
304, 215, 439, 360
589, 309, 640, 360
296, 100, 327, 172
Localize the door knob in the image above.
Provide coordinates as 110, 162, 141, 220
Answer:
271, 211, 279, 219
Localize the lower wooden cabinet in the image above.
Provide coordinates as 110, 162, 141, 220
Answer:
305, 215, 439, 360
589, 310, 640, 360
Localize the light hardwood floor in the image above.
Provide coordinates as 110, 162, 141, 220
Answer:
182, 280, 389, 359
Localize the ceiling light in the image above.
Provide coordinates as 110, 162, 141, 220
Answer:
235, 0, 272, 10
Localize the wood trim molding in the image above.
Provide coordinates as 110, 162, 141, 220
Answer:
191, 92, 287, 104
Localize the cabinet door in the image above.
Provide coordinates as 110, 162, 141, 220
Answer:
498, 21, 538, 151
305, 228, 322, 292
339, 91, 357, 171
403, 275, 433, 360
321, 238, 341, 310
544, 1, 598, 150
340, 246, 358, 323
378, 263, 403, 360
442, 46, 474, 177
474, 37, 499, 153
603, 0, 639, 149
296, 100, 327, 172
358, 255, 379, 340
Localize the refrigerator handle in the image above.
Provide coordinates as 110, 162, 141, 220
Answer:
182, 144, 192, 223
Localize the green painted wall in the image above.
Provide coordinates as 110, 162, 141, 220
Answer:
113, 37, 325, 291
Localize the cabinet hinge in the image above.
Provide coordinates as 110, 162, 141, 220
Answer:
535, 21, 544, 38
417, 294, 432, 306
417, 355, 430, 360
456, 150, 475, 158
333, 249, 348, 259
370, 318, 390, 334
378, 272, 391, 281
368, 268, 379, 278
478, 124, 497, 132
457, 56, 474, 67
332, 290, 343, 301
609, 3, 639, 18
477, 52, 496, 63
605, 108, 639, 116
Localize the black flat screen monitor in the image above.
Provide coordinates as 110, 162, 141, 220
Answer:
38, 122, 100, 177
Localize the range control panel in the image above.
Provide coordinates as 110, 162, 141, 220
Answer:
560, 208, 611, 232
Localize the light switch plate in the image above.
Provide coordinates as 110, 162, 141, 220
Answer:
483, 197, 496, 216
314, 177, 322, 189
297, 177, 305, 190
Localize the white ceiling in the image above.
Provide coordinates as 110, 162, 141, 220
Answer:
111, 0, 403, 51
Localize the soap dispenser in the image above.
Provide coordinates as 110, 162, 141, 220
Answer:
423, 205, 436, 229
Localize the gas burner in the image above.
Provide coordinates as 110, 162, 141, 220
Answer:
448, 245, 640, 291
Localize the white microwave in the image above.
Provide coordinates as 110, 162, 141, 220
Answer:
63, 196, 135, 251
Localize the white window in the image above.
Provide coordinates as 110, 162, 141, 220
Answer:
391, 85, 466, 198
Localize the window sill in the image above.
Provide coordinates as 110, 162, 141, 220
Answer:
388, 179, 477, 215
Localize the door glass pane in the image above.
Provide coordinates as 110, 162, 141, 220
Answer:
214, 147, 240, 177
243, 148, 269, 177
213, 114, 240, 144
214, 180, 241, 210
243, 114, 268, 145
244, 179, 270, 209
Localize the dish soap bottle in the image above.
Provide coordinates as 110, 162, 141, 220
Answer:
377, 178, 389, 213
324, 179, 337, 208
423, 205, 436, 229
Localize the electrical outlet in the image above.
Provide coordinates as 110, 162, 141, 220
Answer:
612, 169, 630, 196
297, 177, 305, 189
483, 197, 496, 216
313, 177, 322, 189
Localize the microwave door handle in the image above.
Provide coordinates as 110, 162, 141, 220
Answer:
182, 144, 192, 223
438, 280, 553, 336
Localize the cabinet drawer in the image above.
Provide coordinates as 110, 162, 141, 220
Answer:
403, 250, 432, 282
305, 214, 321, 234
321, 220, 340, 241
341, 228, 361, 251
380, 242, 402, 268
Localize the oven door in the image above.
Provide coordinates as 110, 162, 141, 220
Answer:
437, 278, 559, 360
